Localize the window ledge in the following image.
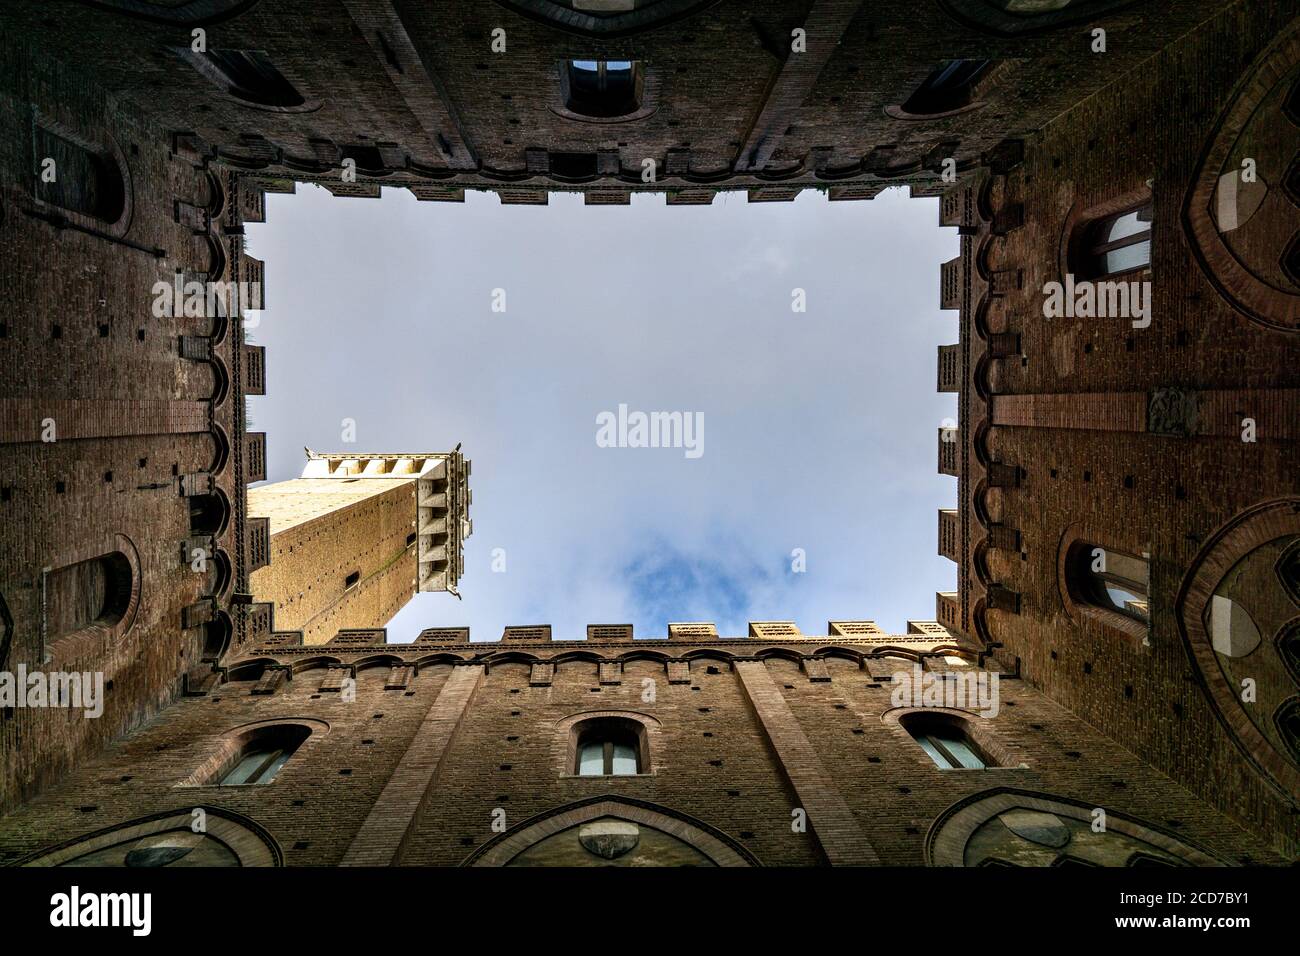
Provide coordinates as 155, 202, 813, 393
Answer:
560, 772, 655, 780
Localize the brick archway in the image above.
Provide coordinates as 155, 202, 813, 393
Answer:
15, 807, 281, 867
926, 788, 1227, 867
1175, 497, 1300, 799
464, 795, 757, 867
1182, 24, 1300, 331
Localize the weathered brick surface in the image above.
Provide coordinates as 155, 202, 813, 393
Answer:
0, 35, 249, 812
248, 478, 418, 645
0, 634, 1282, 866
937, 1, 1300, 858
734, 660, 877, 864
341, 663, 483, 865
0, 0, 1295, 864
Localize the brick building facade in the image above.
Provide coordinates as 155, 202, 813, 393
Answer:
0, 0, 1296, 866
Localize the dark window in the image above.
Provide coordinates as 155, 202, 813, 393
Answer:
564, 60, 640, 118
1279, 622, 1300, 684
340, 144, 385, 172
188, 492, 228, 535
901, 59, 991, 115
33, 126, 125, 222
1068, 543, 1150, 623
193, 49, 304, 108
344, 570, 360, 589
218, 725, 311, 785
1075, 202, 1152, 278
574, 717, 642, 776
44, 552, 133, 643
1277, 540, 1300, 603
549, 151, 599, 178
1275, 698, 1300, 765
900, 712, 988, 769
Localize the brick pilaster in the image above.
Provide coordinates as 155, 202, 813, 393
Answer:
734, 660, 879, 865
341, 664, 484, 865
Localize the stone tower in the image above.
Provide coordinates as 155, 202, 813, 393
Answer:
247, 450, 471, 646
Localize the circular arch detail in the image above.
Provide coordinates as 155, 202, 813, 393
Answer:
465, 795, 757, 866
1175, 497, 1300, 798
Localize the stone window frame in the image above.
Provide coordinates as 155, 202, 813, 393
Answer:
28, 111, 134, 238
554, 709, 661, 778
175, 717, 330, 789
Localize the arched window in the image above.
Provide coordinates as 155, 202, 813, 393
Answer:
1278, 540, 1300, 603
1067, 543, 1149, 624
899, 712, 989, 769
1279, 622, 1300, 684
900, 59, 992, 116
573, 717, 643, 776
33, 125, 126, 223
563, 60, 641, 118
216, 725, 311, 785
188, 491, 228, 535
1073, 201, 1152, 279
182, 48, 304, 108
44, 552, 134, 645
1275, 698, 1300, 765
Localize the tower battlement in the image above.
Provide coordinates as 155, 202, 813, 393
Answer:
245, 448, 471, 645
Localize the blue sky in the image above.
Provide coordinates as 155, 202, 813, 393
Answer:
246, 185, 958, 642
